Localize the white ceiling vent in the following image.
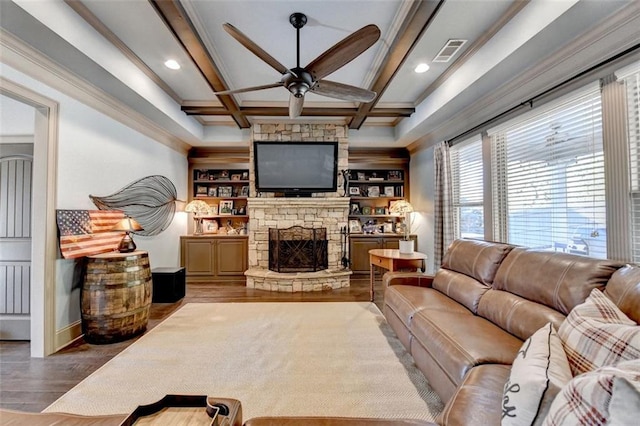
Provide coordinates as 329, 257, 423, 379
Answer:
433, 39, 467, 62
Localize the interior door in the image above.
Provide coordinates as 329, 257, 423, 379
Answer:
0, 148, 33, 340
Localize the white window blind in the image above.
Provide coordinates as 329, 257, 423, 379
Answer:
624, 70, 640, 262
450, 136, 483, 239
489, 85, 606, 257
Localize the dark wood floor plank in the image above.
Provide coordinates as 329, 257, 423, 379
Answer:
0, 276, 383, 412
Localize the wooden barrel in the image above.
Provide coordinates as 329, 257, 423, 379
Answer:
81, 251, 152, 344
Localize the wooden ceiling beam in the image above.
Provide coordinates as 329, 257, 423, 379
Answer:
349, 0, 445, 130
149, 0, 251, 128
181, 106, 415, 117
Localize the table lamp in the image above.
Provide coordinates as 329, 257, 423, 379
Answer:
184, 200, 210, 234
389, 200, 414, 253
112, 216, 144, 253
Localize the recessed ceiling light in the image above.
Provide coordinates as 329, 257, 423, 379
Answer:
414, 63, 430, 73
164, 59, 181, 70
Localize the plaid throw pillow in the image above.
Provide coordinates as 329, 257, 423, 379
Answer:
542, 360, 640, 426
558, 288, 640, 376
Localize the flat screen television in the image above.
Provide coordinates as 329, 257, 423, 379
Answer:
253, 141, 338, 196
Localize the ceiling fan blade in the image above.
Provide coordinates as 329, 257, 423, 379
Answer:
310, 80, 377, 102
223, 23, 289, 74
305, 24, 381, 81
213, 82, 283, 96
289, 94, 304, 119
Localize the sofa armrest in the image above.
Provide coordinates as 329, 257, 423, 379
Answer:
383, 271, 434, 289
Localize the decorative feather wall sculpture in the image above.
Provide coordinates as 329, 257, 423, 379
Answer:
90, 175, 178, 236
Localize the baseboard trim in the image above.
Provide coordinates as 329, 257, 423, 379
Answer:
54, 320, 82, 352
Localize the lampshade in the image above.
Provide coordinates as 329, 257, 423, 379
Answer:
389, 200, 414, 214
111, 216, 143, 253
184, 200, 210, 215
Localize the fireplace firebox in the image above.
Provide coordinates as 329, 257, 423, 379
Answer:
269, 226, 328, 272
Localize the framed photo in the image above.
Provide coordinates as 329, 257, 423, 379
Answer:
219, 170, 230, 180
241, 171, 249, 180
218, 186, 233, 197
219, 200, 233, 215
387, 170, 402, 180
196, 185, 208, 196
348, 219, 362, 233
383, 222, 394, 233
231, 174, 241, 181
375, 207, 386, 215
349, 186, 360, 196
207, 187, 217, 197
361, 206, 372, 215
196, 170, 209, 181
368, 186, 380, 197
384, 186, 395, 197
208, 205, 218, 216
357, 172, 366, 181
240, 186, 249, 197
202, 219, 219, 234
350, 202, 360, 215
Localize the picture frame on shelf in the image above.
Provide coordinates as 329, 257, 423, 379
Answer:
219, 170, 230, 180
349, 219, 362, 233
384, 186, 395, 197
231, 174, 241, 181
218, 186, 233, 197
368, 186, 380, 197
357, 172, 366, 181
387, 170, 402, 180
361, 206, 372, 215
207, 187, 217, 197
350, 202, 360, 215
349, 186, 360, 196
196, 170, 209, 181
219, 200, 233, 215
202, 219, 219, 234
240, 186, 249, 197
241, 171, 249, 180
208, 205, 218, 216
383, 222, 394, 233
375, 207, 386, 215
196, 185, 208, 196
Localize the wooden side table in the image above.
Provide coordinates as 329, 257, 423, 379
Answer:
82, 250, 152, 343
368, 249, 427, 302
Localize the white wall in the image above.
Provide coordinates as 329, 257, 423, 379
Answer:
409, 146, 436, 274
0, 93, 35, 135
1, 63, 188, 333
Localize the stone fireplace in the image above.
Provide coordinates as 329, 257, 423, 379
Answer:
244, 123, 352, 292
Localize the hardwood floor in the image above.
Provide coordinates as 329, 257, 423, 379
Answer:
0, 276, 382, 413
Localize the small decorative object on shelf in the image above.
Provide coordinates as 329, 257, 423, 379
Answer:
111, 216, 144, 253
185, 200, 210, 235
390, 200, 414, 253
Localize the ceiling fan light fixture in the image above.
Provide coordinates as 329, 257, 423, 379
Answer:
164, 59, 181, 70
414, 63, 430, 73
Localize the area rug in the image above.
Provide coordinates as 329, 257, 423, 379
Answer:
45, 302, 443, 421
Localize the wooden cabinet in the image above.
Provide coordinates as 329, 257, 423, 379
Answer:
349, 235, 417, 274
180, 236, 248, 283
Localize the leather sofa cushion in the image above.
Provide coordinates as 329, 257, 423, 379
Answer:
493, 248, 624, 315
604, 265, 640, 324
385, 285, 471, 329
410, 310, 522, 387
432, 269, 491, 314
436, 364, 510, 426
440, 239, 515, 286
477, 289, 566, 341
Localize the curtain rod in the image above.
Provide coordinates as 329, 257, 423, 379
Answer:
446, 42, 640, 147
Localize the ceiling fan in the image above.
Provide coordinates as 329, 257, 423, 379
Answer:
214, 12, 381, 118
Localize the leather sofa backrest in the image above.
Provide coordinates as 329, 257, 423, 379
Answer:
433, 239, 515, 314
604, 265, 640, 324
492, 248, 624, 315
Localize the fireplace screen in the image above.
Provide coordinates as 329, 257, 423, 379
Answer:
269, 226, 328, 272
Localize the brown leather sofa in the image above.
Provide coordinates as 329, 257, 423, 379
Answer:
382, 238, 639, 425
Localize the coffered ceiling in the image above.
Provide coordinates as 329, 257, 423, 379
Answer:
1, 0, 639, 149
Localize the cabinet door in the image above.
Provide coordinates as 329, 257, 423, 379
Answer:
215, 238, 248, 275
349, 238, 383, 273
182, 239, 214, 275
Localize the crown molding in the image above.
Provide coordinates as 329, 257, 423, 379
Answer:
0, 29, 191, 155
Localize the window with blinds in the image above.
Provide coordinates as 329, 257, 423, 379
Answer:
489, 85, 606, 257
624, 71, 640, 262
450, 136, 483, 239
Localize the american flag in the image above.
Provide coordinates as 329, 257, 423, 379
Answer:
56, 210, 125, 259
